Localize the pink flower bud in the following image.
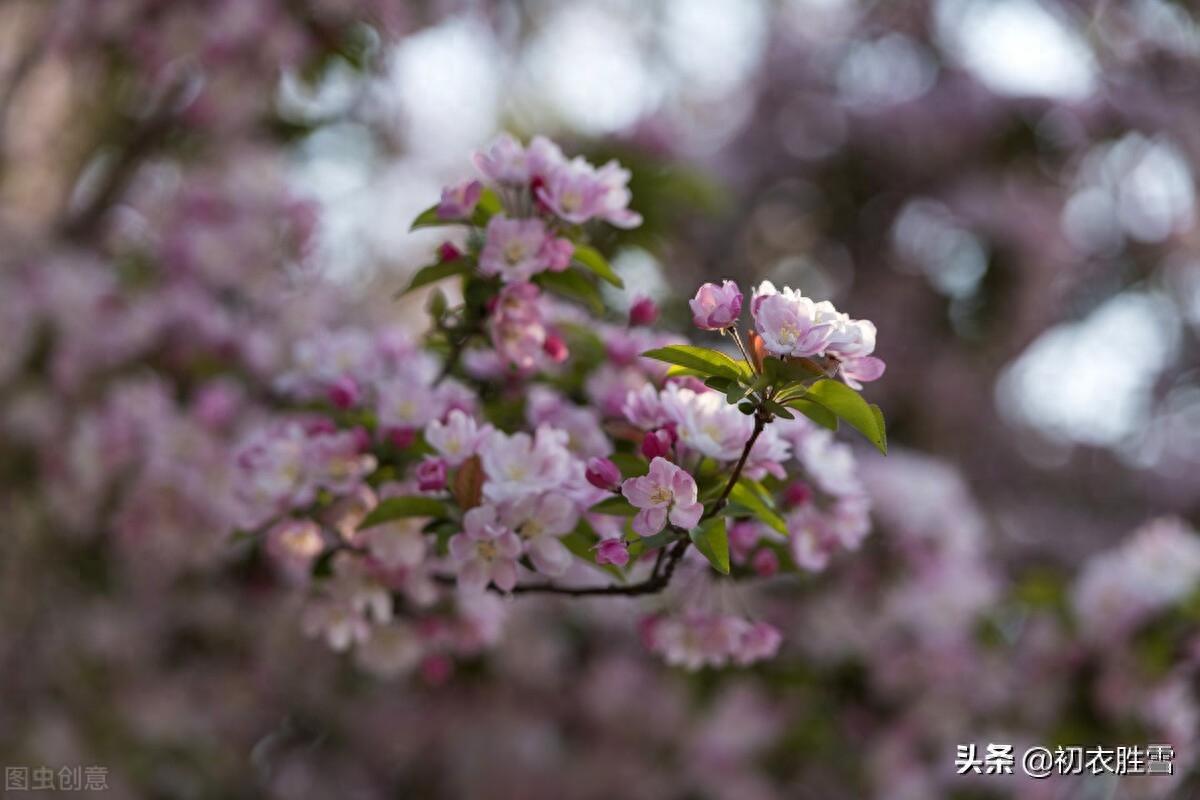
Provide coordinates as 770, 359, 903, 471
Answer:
388, 428, 415, 449
416, 459, 448, 491
783, 481, 813, 507
689, 280, 742, 330
594, 538, 630, 567
421, 654, 453, 686
586, 457, 621, 491
328, 375, 360, 410
752, 547, 779, 578
628, 295, 659, 327
640, 428, 674, 460
350, 426, 372, 453
438, 242, 463, 262
542, 333, 569, 363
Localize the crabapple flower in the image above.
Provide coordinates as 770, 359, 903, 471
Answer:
585, 457, 621, 491
499, 493, 577, 576
641, 612, 782, 670
436, 179, 482, 219
473, 133, 565, 184
425, 409, 492, 467
839, 355, 886, 390
621, 457, 704, 536
479, 216, 555, 283
689, 281, 743, 330
532, 158, 639, 229
594, 538, 630, 567
488, 282, 547, 370
448, 505, 523, 593
478, 425, 579, 504
751, 282, 837, 357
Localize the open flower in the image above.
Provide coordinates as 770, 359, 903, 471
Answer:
498, 493, 577, 577
689, 280, 742, 330
448, 505, 522, 593
751, 282, 837, 357
621, 456, 704, 536
436, 179, 482, 219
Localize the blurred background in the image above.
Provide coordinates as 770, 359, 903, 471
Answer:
1, 1, 1199, 798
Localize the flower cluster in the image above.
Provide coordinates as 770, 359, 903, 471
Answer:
224, 134, 890, 675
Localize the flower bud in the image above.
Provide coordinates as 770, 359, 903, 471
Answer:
783, 481, 813, 507
586, 457, 621, 491
416, 459, 448, 492
689, 280, 742, 330
328, 375, 360, 410
628, 295, 659, 327
640, 428, 675, 460
542, 333, 569, 363
752, 547, 779, 578
594, 538, 630, 567
437, 241, 463, 262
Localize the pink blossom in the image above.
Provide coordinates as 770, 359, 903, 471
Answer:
478, 425, 579, 504
840, 355, 886, 389
499, 492, 577, 576
264, 517, 324, 582
472, 133, 529, 183
751, 282, 837, 357
621, 457, 704, 536
535, 156, 642, 228
689, 280, 743, 330
436, 179, 482, 219
479, 216, 554, 283
306, 429, 378, 494
488, 282, 547, 371
448, 505, 523, 593
365, 518, 427, 571
594, 538, 630, 567
425, 409, 492, 467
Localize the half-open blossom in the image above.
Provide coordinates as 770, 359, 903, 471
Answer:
594, 538, 630, 567
689, 280, 742, 330
416, 458, 447, 491
586, 457, 621, 491
621, 456, 704, 536
751, 282, 837, 357
448, 505, 522, 593
436, 179, 482, 219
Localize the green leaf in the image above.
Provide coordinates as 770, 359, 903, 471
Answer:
360, 497, 449, 530
762, 399, 795, 420
640, 345, 749, 381
396, 258, 472, 297
727, 480, 788, 536
703, 376, 734, 393
535, 269, 604, 314
589, 496, 637, 516
608, 453, 648, 478
571, 244, 624, 288
803, 379, 888, 454
786, 397, 839, 431
635, 529, 679, 550
870, 403, 888, 454
689, 517, 730, 575
409, 204, 445, 231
